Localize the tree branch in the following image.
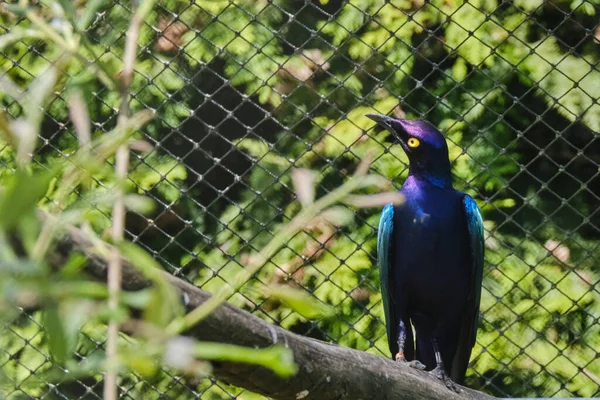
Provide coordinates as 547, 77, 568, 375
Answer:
49, 221, 496, 400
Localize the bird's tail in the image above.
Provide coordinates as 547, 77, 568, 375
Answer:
415, 336, 436, 371
449, 312, 475, 384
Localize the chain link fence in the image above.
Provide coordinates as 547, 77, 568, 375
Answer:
1, 0, 600, 398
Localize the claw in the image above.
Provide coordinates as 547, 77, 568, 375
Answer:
395, 353, 426, 370
430, 366, 461, 393
407, 360, 426, 370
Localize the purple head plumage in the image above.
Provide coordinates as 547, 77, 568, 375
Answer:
366, 113, 453, 188
366, 114, 447, 152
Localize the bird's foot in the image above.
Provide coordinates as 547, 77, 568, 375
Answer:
395, 353, 426, 370
430, 366, 461, 393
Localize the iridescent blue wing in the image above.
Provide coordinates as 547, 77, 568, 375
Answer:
452, 195, 485, 382
377, 203, 396, 354
463, 195, 484, 346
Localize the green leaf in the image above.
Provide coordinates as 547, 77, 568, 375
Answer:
77, 0, 109, 30
193, 341, 297, 378
97, 303, 130, 325
16, 212, 41, 256
59, 254, 88, 278
124, 194, 155, 214
121, 351, 158, 377
0, 4, 28, 16
44, 304, 69, 364
51, 281, 109, 300
57, 0, 77, 24
235, 138, 289, 166
144, 287, 177, 327
267, 285, 335, 320
61, 300, 94, 360
25, 66, 58, 127
452, 57, 468, 82
492, 198, 516, 209
0, 168, 59, 230
117, 242, 184, 327
121, 289, 153, 309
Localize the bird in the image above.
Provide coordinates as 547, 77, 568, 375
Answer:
367, 114, 484, 392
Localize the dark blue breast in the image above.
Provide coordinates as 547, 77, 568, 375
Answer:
392, 177, 471, 317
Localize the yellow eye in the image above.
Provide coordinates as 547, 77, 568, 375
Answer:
407, 137, 420, 148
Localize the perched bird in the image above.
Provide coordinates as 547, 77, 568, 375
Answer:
367, 114, 484, 391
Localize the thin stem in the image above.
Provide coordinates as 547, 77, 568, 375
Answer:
103, 0, 156, 397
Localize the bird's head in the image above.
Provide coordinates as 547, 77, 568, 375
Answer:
366, 114, 453, 188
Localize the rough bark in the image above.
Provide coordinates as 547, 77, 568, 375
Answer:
48, 221, 496, 400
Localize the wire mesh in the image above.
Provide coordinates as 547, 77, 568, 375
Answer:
1, 0, 600, 398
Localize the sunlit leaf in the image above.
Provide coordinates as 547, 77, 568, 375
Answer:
117, 242, 184, 327
121, 352, 158, 377
0, 168, 59, 230
57, 0, 77, 23
44, 304, 69, 364
267, 285, 335, 320
61, 300, 94, 360
26, 66, 58, 127
59, 254, 88, 278
77, 0, 109, 30
193, 341, 297, 378
10, 119, 37, 165
121, 289, 153, 309
16, 212, 41, 256
144, 287, 177, 327
124, 195, 155, 215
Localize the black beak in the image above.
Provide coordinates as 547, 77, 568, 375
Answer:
366, 113, 409, 150
366, 113, 396, 127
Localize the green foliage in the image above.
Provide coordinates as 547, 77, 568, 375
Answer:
1, 0, 600, 398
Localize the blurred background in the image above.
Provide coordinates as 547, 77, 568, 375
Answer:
1, 0, 600, 398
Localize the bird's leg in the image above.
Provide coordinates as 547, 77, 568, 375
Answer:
394, 320, 407, 361
429, 339, 461, 393
395, 321, 425, 370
